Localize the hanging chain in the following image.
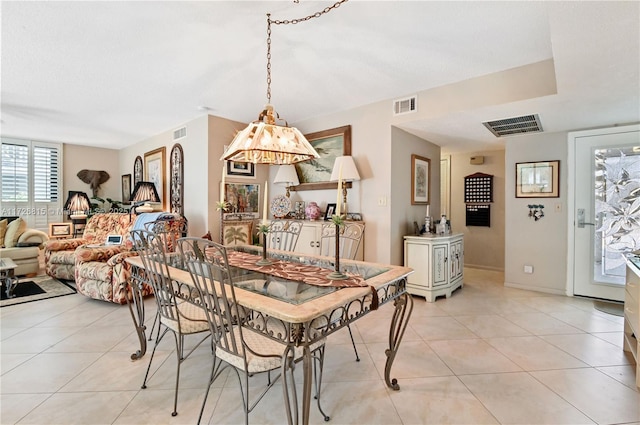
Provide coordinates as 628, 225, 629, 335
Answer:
265, 0, 349, 103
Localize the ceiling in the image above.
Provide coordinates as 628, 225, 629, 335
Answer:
2, 1, 639, 153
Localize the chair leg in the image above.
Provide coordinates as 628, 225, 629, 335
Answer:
313, 345, 330, 422
142, 321, 166, 389
347, 324, 360, 362
171, 332, 182, 417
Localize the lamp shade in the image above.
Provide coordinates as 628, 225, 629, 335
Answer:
131, 181, 160, 204
64, 191, 91, 218
330, 156, 361, 182
273, 165, 300, 186
221, 105, 320, 165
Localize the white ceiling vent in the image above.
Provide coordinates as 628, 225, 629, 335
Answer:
483, 114, 542, 137
173, 126, 187, 141
393, 95, 417, 116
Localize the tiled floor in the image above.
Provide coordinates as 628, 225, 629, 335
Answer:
1, 268, 639, 425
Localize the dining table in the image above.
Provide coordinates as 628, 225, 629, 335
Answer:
123, 244, 414, 425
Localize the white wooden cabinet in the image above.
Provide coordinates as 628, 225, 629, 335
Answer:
403, 233, 464, 302
296, 221, 364, 260
624, 256, 640, 388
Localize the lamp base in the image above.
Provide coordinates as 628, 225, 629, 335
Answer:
326, 271, 348, 280
255, 258, 273, 266
136, 203, 153, 213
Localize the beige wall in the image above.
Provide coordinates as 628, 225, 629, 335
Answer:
505, 131, 568, 294
449, 149, 505, 271
63, 144, 120, 202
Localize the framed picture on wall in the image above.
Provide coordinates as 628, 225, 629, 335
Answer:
515, 160, 560, 198
411, 154, 430, 205
144, 147, 166, 209
224, 183, 260, 218
121, 174, 131, 202
293, 125, 352, 191
226, 161, 255, 178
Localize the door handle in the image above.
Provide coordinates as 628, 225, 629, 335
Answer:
577, 208, 595, 228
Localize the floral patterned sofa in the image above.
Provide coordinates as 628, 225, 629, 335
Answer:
44, 213, 145, 303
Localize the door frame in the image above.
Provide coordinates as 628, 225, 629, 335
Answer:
566, 124, 640, 298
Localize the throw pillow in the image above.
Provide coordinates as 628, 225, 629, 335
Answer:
0, 219, 7, 247
4, 217, 27, 248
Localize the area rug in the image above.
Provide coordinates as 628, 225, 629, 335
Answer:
593, 300, 624, 317
1, 275, 76, 307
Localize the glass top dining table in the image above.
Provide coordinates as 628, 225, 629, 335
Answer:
124, 244, 414, 425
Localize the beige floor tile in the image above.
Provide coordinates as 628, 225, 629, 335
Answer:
113, 387, 218, 425
411, 315, 478, 341
389, 376, 499, 424
455, 314, 531, 338
18, 391, 137, 425
429, 339, 522, 375
0, 393, 51, 425
367, 339, 453, 380
531, 368, 640, 424
519, 296, 588, 314
550, 310, 626, 333
541, 333, 633, 367
0, 352, 36, 374
356, 316, 421, 343
1, 352, 102, 393
461, 372, 596, 424
485, 336, 589, 371
319, 342, 379, 383
1, 326, 83, 354
502, 311, 585, 335
406, 296, 450, 317
45, 324, 133, 353
60, 350, 170, 392
592, 331, 624, 348
597, 365, 640, 390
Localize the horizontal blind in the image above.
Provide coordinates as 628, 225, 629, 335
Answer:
33, 145, 59, 202
1, 142, 29, 202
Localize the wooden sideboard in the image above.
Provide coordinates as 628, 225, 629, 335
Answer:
624, 256, 640, 388
403, 233, 464, 302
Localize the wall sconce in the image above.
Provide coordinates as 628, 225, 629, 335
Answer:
528, 204, 545, 221
273, 165, 299, 198
131, 181, 160, 213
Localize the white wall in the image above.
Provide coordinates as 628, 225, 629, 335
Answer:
64, 144, 120, 201
505, 131, 568, 294
119, 115, 210, 236
449, 149, 505, 271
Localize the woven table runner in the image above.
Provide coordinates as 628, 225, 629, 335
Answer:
227, 250, 367, 288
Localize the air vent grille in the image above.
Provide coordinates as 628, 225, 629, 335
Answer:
393, 95, 417, 115
483, 114, 542, 137
173, 126, 187, 141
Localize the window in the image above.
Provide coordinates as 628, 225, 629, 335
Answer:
1, 138, 63, 229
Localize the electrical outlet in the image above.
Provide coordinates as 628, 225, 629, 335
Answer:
524, 265, 534, 274
378, 196, 387, 206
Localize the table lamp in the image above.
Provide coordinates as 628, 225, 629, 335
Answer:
64, 191, 91, 219
330, 156, 360, 215
131, 181, 160, 213
273, 165, 300, 197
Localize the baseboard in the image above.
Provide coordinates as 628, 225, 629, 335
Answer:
504, 281, 566, 296
464, 264, 504, 272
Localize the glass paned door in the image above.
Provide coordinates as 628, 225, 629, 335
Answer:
573, 126, 640, 301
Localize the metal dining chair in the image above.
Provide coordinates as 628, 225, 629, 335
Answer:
267, 219, 303, 251
319, 221, 366, 361
130, 229, 210, 418
178, 237, 330, 425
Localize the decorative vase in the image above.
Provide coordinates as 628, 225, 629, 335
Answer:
305, 202, 321, 221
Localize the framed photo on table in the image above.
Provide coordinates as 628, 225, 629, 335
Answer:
411, 154, 430, 205
293, 125, 351, 191
324, 203, 337, 220
49, 223, 73, 239
516, 160, 560, 198
144, 147, 166, 209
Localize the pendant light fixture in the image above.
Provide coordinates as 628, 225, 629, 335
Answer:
222, 1, 348, 165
